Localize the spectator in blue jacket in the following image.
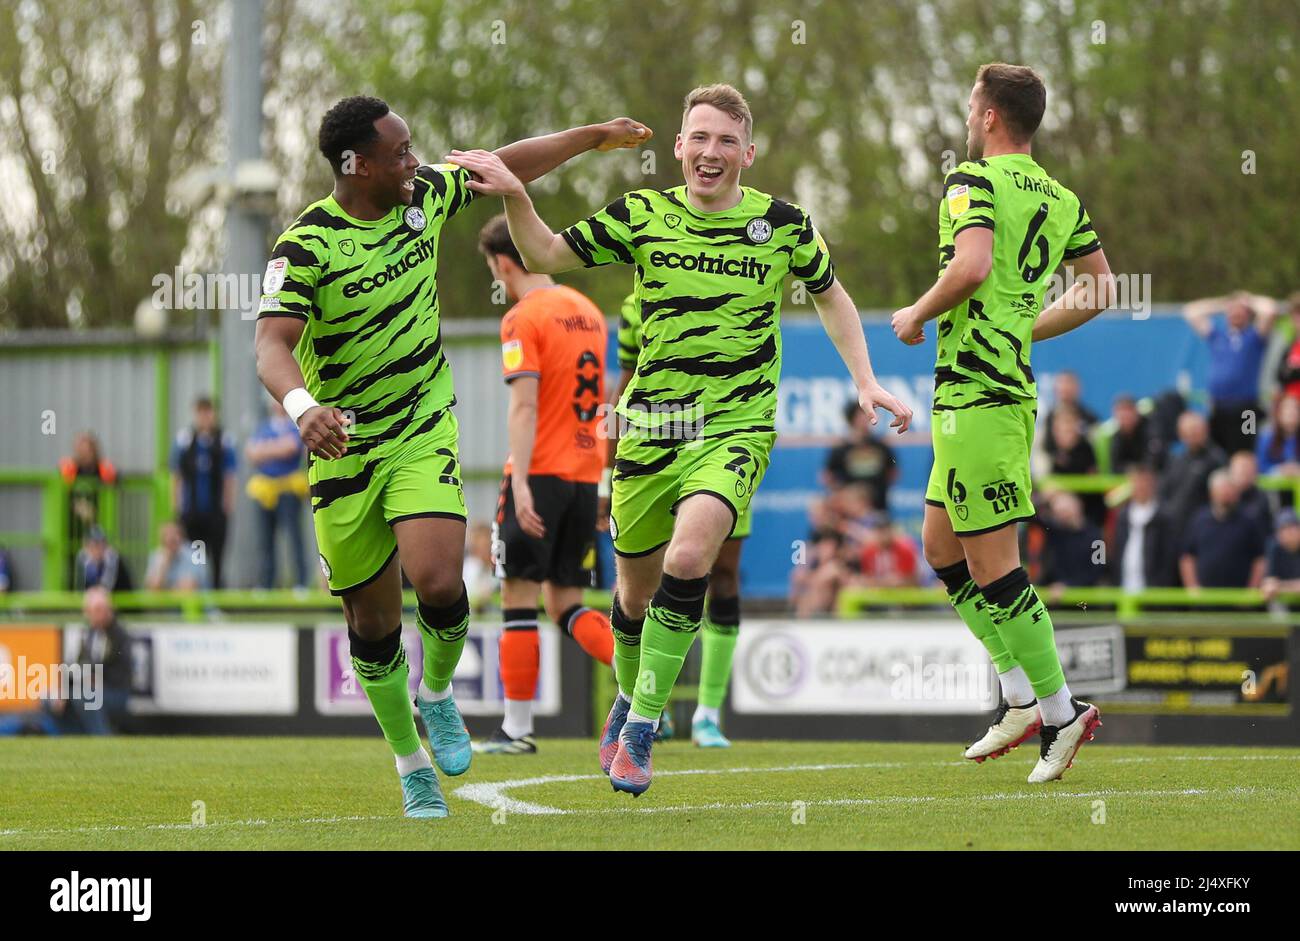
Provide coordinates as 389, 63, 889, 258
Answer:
170, 397, 237, 588
1183, 292, 1279, 456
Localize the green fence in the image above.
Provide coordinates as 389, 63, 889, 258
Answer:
7, 470, 1300, 596
0, 471, 168, 592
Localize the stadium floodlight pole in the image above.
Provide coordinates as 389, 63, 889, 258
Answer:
219, 0, 273, 589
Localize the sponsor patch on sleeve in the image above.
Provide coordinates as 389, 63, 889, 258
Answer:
258, 296, 283, 313
262, 256, 288, 295
501, 339, 524, 371
946, 185, 970, 217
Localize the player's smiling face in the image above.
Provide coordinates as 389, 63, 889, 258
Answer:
366, 112, 421, 209
675, 104, 754, 208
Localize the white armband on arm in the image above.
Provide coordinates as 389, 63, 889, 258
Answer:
282, 387, 319, 425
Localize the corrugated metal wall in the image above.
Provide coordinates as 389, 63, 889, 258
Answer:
0, 345, 212, 474
0, 325, 523, 589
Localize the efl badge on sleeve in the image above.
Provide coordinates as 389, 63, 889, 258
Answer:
947, 185, 970, 217
404, 206, 427, 231
262, 257, 287, 295
502, 339, 523, 371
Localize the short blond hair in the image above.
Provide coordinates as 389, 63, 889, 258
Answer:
682, 83, 752, 140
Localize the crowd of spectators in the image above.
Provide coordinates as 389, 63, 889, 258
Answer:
790, 402, 917, 616
39, 394, 310, 595
1028, 292, 1300, 594
794, 290, 1300, 610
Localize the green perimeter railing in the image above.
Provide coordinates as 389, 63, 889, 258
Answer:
7, 469, 1300, 595
0, 470, 169, 591
838, 585, 1300, 622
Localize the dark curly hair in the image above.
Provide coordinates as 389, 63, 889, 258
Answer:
318, 95, 390, 175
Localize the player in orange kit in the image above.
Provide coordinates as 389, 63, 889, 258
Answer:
476, 214, 615, 753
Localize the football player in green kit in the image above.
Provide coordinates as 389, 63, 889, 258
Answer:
891, 64, 1115, 783
255, 95, 650, 817
605, 292, 745, 749
449, 83, 912, 796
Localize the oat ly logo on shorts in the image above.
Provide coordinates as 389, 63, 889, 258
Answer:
984, 480, 1020, 513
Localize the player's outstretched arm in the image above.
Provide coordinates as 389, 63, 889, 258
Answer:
491, 118, 652, 185
1031, 248, 1114, 342
254, 318, 350, 460
445, 149, 582, 273
890, 227, 993, 343
814, 278, 913, 434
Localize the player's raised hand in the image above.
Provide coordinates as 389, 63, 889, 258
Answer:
512, 478, 546, 539
858, 381, 913, 434
594, 118, 653, 152
890, 306, 926, 346
298, 406, 351, 459
444, 149, 526, 198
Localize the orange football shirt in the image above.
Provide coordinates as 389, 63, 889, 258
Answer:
500, 285, 607, 483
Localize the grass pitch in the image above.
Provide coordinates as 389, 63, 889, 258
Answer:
1, 737, 1297, 850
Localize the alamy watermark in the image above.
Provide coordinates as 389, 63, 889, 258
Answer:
150, 267, 267, 319
596, 402, 709, 442
0, 658, 104, 710
889, 657, 995, 703
1041, 265, 1152, 320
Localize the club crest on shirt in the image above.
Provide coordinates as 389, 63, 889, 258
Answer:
947, 185, 970, 217
339, 238, 355, 256
746, 217, 773, 244
404, 206, 427, 231
665, 213, 682, 229
262, 256, 287, 295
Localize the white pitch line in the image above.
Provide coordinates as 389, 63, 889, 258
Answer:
450, 753, 1286, 816
451, 761, 906, 816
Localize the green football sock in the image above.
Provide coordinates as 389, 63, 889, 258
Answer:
698, 595, 740, 710
350, 627, 421, 757
630, 574, 707, 719
610, 597, 644, 698
935, 562, 1017, 674
981, 568, 1066, 699
415, 586, 469, 694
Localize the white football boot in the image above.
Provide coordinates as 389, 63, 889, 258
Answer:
964, 699, 1042, 762
1028, 699, 1102, 783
